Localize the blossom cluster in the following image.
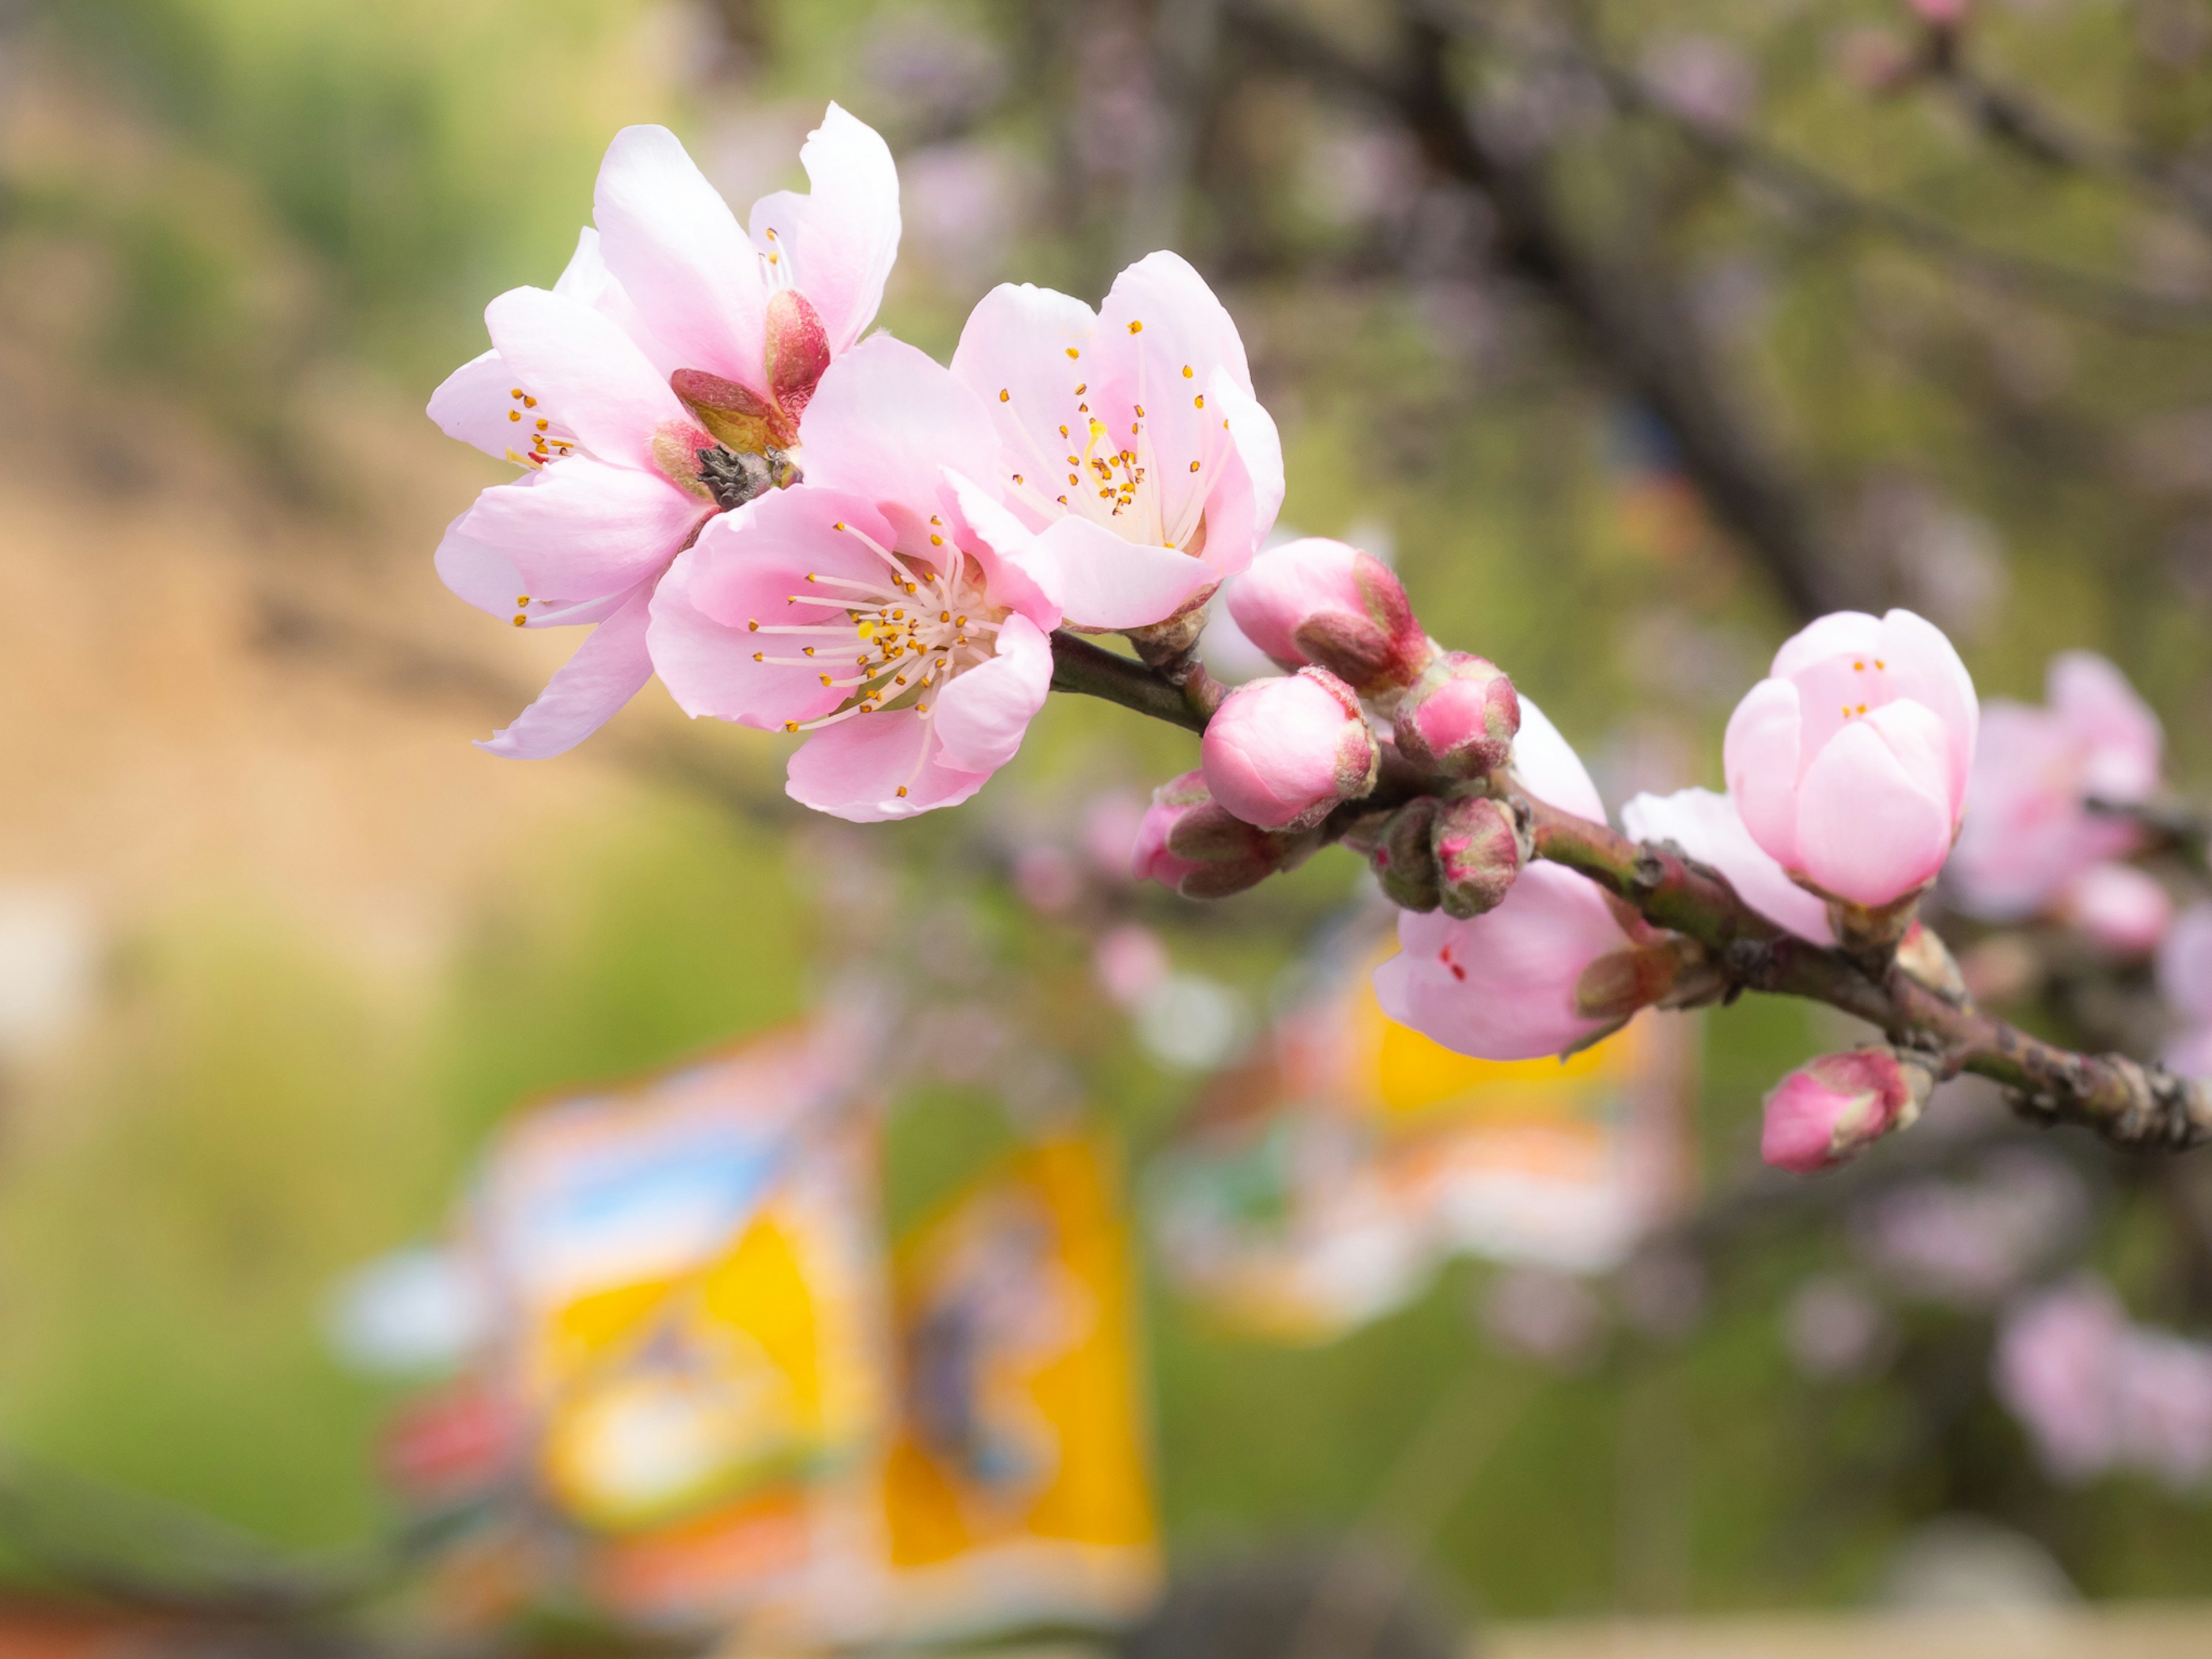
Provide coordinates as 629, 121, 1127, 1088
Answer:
428, 107, 2196, 1178
431, 108, 1281, 814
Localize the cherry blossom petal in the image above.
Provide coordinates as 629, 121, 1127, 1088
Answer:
1795, 716, 1955, 904
1187, 373, 1285, 579
1096, 249, 1253, 397
483, 287, 688, 472
1622, 787, 1834, 944
1877, 608, 1979, 812
457, 458, 704, 603
427, 350, 531, 461
939, 469, 1062, 627
1725, 677, 1805, 870
798, 335, 1002, 554
2051, 651, 2162, 803
932, 612, 1052, 773
1510, 696, 1607, 821
949, 281, 1101, 513
646, 536, 849, 729
593, 124, 768, 394
479, 585, 656, 760
1771, 611, 1884, 681
1375, 865, 1631, 1062
786, 709, 992, 823
1024, 515, 1213, 631
432, 505, 527, 617
746, 103, 900, 355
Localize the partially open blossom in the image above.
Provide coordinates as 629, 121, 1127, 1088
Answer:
949, 252, 1285, 631
1375, 701, 1650, 1060
647, 336, 1058, 821
594, 107, 898, 449
1133, 770, 1320, 899
1950, 652, 2163, 920
1725, 608, 1978, 910
1392, 653, 1521, 781
1620, 786, 1835, 945
1761, 1048, 1929, 1173
1222, 537, 1434, 702
2058, 862, 2172, 957
1200, 668, 1378, 830
428, 109, 899, 758
1433, 796, 1524, 919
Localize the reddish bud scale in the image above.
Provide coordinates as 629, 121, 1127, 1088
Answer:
1226, 539, 1438, 703
1134, 770, 1322, 899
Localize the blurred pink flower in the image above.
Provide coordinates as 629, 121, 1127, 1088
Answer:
1994, 1277, 2129, 1483
1482, 1266, 1604, 1369
1082, 791, 1150, 878
1013, 846, 1081, 914
647, 337, 1060, 821
2116, 1330, 2212, 1489
950, 252, 1286, 630
428, 109, 901, 757
1851, 1150, 2086, 1308
1375, 700, 1636, 1060
1762, 1050, 1922, 1173
1950, 652, 2162, 919
2158, 902, 2212, 1074
1200, 669, 1378, 830
1640, 35, 1757, 131
1621, 786, 1835, 945
2057, 862, 2172, 956
1906, 0, 1974, 25
1094, 924, 1171, 1010
1725, 609, 1978, 908
1784, 1277, 1894, 1380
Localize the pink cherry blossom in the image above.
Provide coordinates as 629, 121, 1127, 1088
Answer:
2056, 862, 2172, 957
1620, 787, 1835, 945
1724, 609, 1978, 909
1950, 652, 2162, 920
1995, 1277, 2129, 1483
2116, 1329, 2212, 1489
1222, 536, 1433, 699
1374, 700, 1634, 1060
1200, 668, 1378, 830
1761, 1050, 1921, 1173
427, 109, 901, 758
646, 335, 1059, 821
948, 252, 1285, 631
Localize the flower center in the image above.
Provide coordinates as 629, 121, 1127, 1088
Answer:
747, 519, 1008, 736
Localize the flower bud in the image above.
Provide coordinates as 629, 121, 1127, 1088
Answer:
1224, 537, 1436, 702
1393, 652, 1521, 781
1132, 770, 1321, 899
672, 368, 795, 453
1433, 796, 1524, 919
1200, 668, 1380, 831
763, 289, 831, 420
1368, 796, 1442, 912
1761, 1048, 1934, 1174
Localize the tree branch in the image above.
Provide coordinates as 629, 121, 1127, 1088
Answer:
1052, 639, 2212, 1154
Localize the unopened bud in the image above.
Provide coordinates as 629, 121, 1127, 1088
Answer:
1200, 668, 1380, 831
1761, 1048, 1934, 1174
672, 368, 796, 453
1368, 797, 1442, 912
1224, 538, 1437, 703
1133, 770, 1321, 899
1393, 652, 1521, 780
1433, 796, 1524, 919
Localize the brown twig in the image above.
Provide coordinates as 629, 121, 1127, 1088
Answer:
1054, 635, 2212, 1154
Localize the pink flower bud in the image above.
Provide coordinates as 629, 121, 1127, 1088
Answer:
1761, 1049, 1930, 1174
1132, 770, 1321, 899
1393, 653, 1521, 781
1223, 537, 1435, 700
1200, 668, 1380, 831
1368, 796, 1442, 912
1433, 796, 1524, 919
2060, 862, 2172, 957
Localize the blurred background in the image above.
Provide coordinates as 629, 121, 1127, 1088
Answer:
9, 0, 2212, 1652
